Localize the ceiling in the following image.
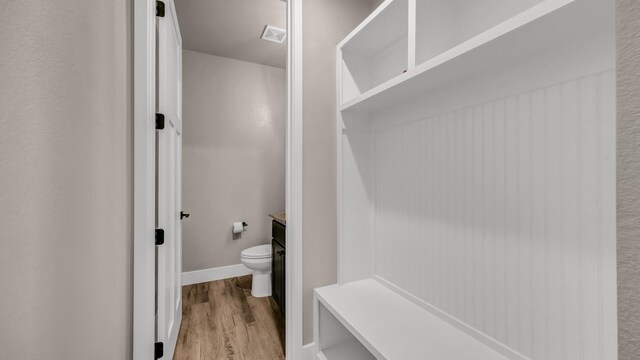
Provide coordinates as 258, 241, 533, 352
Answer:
174, 0, 287, 69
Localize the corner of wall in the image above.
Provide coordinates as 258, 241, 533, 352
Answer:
617, 0, 640, 358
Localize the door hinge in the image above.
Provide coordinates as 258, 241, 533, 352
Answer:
156, 1, 165, 17
155, 229, 165, 246
155, 113, 165, 130
154, 342, 164, 359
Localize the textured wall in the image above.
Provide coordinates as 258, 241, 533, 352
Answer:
617, 0, 640, 358
182, 50, 285, 272
302, 0, 377, 344
0, 0, 132, 359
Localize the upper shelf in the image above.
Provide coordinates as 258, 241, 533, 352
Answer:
339, 0, 409, 104
340, 0, 612, 114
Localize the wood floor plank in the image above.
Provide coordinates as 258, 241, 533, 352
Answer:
173, 276, 285, 360
194, 282, 210, 304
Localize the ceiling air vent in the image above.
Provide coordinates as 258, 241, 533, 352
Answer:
261, 25, 286, 44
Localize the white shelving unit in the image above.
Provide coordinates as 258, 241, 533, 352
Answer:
340, 0, 611, 114
339, 0, 409, 104
318, 0, 617, 358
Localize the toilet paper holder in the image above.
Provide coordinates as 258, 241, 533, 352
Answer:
233, 221, 249, 235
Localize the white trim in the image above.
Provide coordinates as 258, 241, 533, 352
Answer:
336, 47, 343, 285
407, 0, 416, 70
181, 264, 252, 286
133, 1, 156, 359
134, 0, 304, 358
286, 0, 304, 359
302, 343, 316, 360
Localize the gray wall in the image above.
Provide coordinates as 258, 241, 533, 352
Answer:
302, 0, 377, 344
0, 0, 132, 359
617, 0, 640, 358
182, 50, 286, 272
370, 0, 385, 11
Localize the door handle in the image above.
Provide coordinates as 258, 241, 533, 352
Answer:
180, 211, 190, 220
277, 250, 285, 256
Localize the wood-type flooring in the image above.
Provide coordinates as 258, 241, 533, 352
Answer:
173, 276, 285, 360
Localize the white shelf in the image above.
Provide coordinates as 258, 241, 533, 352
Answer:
339, 0, 409, 103
340, 0, 609, 114
415, 0, 545, 65
315, 279, 511, 360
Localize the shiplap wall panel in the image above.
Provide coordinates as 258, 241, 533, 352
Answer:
373, 70, 616, 359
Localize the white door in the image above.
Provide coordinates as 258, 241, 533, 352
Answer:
156, 0, 182, 358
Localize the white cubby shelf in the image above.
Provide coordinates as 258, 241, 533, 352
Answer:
339, 0, 611, 115
322, 0, 617, 358
339, 0, 409, 105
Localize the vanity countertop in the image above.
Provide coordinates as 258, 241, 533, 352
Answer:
269, 212, 286, 226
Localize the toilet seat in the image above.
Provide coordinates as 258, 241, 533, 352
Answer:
241, 244, 271, 259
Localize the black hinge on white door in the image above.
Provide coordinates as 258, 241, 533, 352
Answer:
156, 113, 165, 130
156, 1, 165, 17
155, 229, 165, 246
154, 342, 164, 359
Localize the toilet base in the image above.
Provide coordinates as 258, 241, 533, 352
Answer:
251, 271, 272, 298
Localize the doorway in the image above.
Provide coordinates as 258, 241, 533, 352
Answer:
133, 0, 303, 358
173, 0, 287, 358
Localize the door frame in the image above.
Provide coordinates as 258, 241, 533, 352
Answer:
132, 0, 304, 359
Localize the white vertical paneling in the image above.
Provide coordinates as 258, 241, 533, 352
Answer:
578, 75, 599, 360
454, 110, 464, 320
546, 82, 564, 359
493, 98, 507, 344
483, 102, 496, 339
372, 71, 616, 359
530, 88, 546, 359
504, 94, 519, 350
599, 70, 617, 360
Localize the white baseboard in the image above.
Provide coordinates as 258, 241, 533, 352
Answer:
302, 343, 315, 360
182, 263, 252, 286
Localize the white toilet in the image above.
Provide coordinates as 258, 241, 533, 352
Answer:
240, 244, 272, 298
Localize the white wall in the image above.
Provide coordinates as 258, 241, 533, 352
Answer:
0, 0, 132, 358
182, 50, 286, 272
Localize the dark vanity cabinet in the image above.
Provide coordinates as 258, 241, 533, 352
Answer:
271, 220, 285, 314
